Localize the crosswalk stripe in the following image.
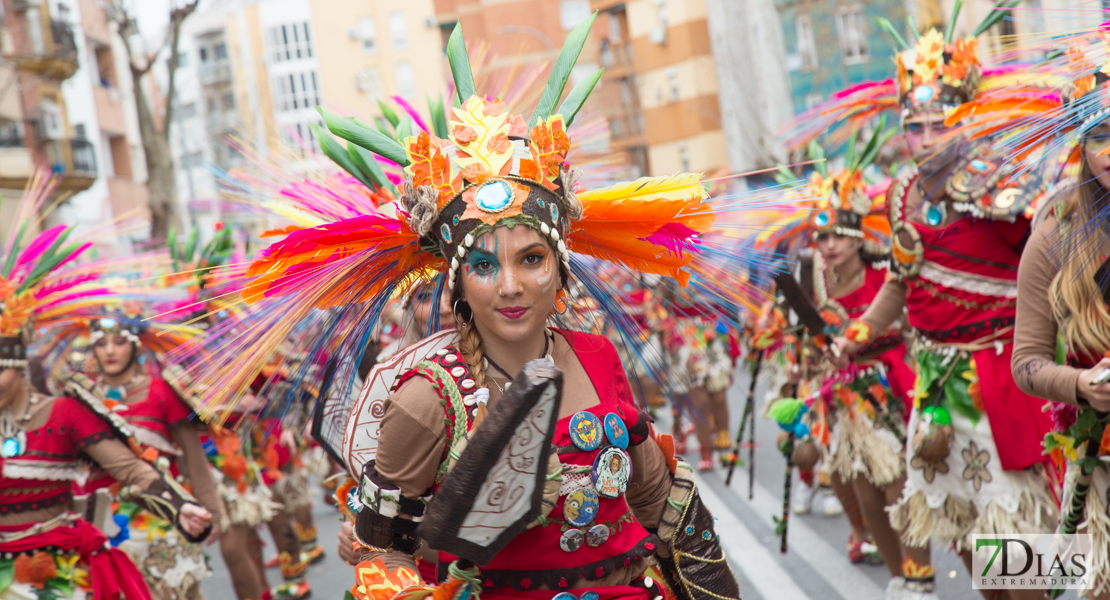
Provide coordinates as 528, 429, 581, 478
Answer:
694, 470, 813, 600
701, 466, 887, 600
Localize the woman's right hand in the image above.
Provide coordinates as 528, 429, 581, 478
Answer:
1077, 357, 1110, 411
829, 337, 857, 370
338, 520, 361, 566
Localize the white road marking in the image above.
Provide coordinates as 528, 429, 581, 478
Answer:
700, 467, 886, 600
694, 470, 812, 600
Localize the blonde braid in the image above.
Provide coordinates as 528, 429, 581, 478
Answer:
457, 316, 491, 430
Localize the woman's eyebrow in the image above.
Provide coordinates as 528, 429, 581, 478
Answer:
516, 243, 545, 255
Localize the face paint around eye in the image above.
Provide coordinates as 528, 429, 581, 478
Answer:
465, 247, 501, 282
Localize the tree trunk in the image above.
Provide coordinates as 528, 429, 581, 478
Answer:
132, 67, 178, 241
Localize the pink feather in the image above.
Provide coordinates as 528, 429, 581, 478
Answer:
391, 96, 431, 134
638, 222, 701, 258
14, 225, 67, 273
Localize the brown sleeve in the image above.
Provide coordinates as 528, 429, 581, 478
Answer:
373, 376, 447, 498
171, 424, 221, 515
1013, 215, 1081, 404
624, 437, 672, 530
858, 278, 908, 335
83, 437, 162, 490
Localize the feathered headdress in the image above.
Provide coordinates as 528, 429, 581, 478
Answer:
0, 171, 107, 368
759, 123, 895, 254
168, 15, 734, 442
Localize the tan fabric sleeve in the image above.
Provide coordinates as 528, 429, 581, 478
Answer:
83, 437, 162, 490
624, 437, 672, 530
373, 376, 448, 498
857, 278, 908, 336
171, 424, 221, 514
1013, 214, 1081, 405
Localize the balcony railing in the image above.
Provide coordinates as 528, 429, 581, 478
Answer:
7, 19, 79, 79
0, 123, 24, 148
43, 139, 96, 179
199, 60, 231, 85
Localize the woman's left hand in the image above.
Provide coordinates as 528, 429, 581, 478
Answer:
179, 503, 213, 537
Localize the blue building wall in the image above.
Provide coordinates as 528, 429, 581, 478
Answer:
775, 0, 908, 115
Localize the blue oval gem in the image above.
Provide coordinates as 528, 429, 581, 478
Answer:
99, 317, 118, 329
970, 159, 988, 173
569, 411, 603, 451
603, 412, 629, 449
581, 592, 600, 600
2, 437, 20, 458
553, 593, 578, 600
440, 223, 452, 242
814, 212, 829, 227
475, 181, 514, 213
913, 85, 935, 104
926, 204, 943, 226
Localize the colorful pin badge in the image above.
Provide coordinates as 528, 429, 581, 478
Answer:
569, 411, 603, 451
563, 487, 599, 527
603, 412, 629, 449
592, 446, 632, 498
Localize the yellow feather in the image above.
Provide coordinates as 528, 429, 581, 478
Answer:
261, 201, 327, 227
578, 173, 705, 206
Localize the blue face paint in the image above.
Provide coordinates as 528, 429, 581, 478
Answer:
465, 247, 500, 283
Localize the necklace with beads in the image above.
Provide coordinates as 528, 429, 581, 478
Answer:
1, 392, 39, 458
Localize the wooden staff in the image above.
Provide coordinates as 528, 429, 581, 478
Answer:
726, 351, 762, 495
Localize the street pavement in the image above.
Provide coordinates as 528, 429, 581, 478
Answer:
200, 363, 1076, 600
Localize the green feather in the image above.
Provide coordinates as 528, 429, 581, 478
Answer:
906, 15, 920, 40
844, 130, 859, 170
555, 67, 604, 128
972, 0, 1019, 38
773, 166, 797, 186
348, 142, 395, 192
807, 142, 828, 178
183, 228, 198, 264
312, 123, 375, 190
944, 0, 964, 44
19, 231, 75, 293
859, 128, 895, 172
166, 226, 179, 269
530, 12, 598, 127
428, 96, 449, 138
378, 99, 400, 129
876, 17, 909, 51
856, 115, 889, 169
446, 23, 477, 105
395, 116, 414, 142
318, 107, 409, 166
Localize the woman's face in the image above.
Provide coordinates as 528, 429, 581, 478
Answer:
459, 225, 560, 345
410, 286, 456, 334
903, 111, 950, 165
94, 334, 135, 376
0, 367, 22, 408
1084, 121, 1110, 191
815, 233, 862, 269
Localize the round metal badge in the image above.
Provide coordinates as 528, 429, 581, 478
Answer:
563, 487, 600, 527
603, 412, 629, 449
586, 524, 610, 547
559, 529, 585, 552
569, 411, 603, 451
592, 446, 632, 498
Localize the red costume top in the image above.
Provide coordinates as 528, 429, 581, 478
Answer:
885, 174, 1051, 470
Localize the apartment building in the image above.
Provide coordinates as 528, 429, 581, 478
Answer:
0, 0, 93, 209
55, 0, 149, 250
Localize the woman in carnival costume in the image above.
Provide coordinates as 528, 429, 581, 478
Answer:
824, 8, 1058, 599
763, 132, 918, 572
172, 17, 747, 600
35, 299, 220, 600
0, 175, 213, 600
982, 30, 1110, 600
